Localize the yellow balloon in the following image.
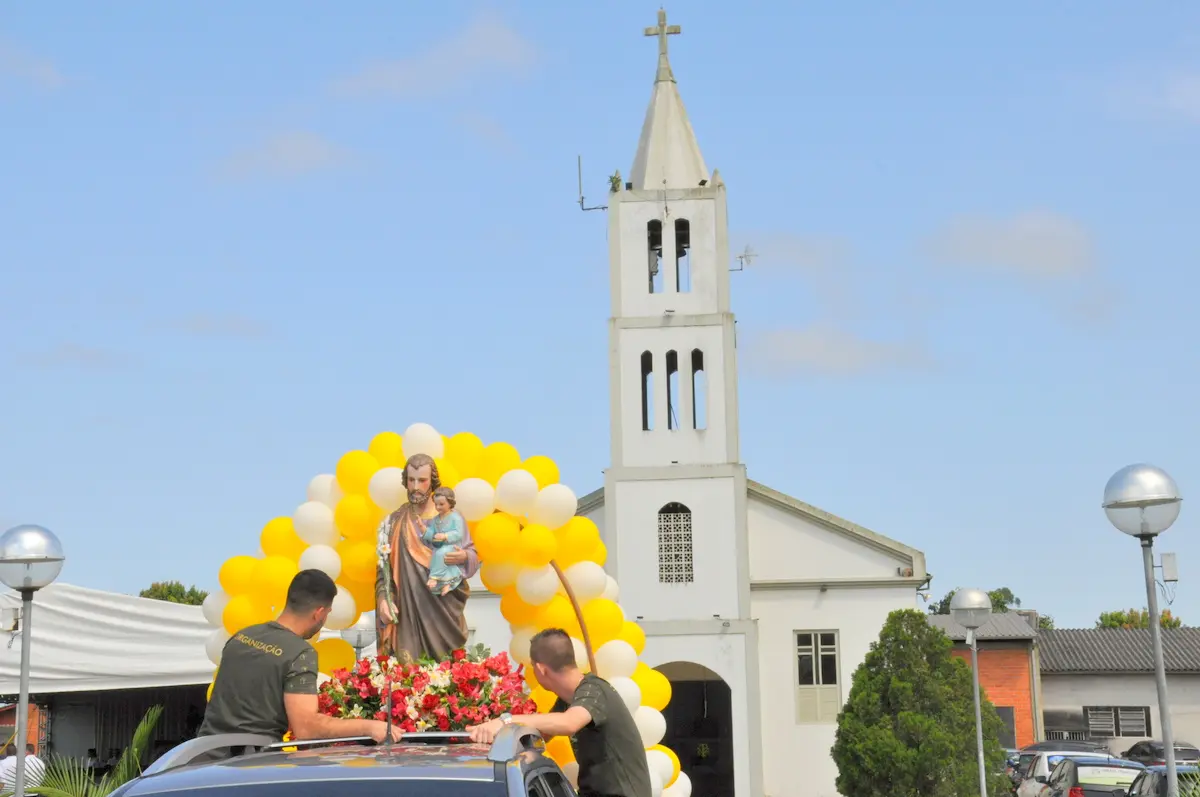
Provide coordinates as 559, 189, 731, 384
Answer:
435, 458, 461, 488
524, 664, 541, 690
518, 524, 557, 568
223, 593, 272, 635
252, 556, 299, 609
340, 574, 377, 613
546, 736, 575, 765
260, 518, 304, 561
587, 539, 608, 567
581, 598, 624, 646
618, 621, 647, 655
480, 442, 521, 485
522, 455, 560, 489
313, 638, 357, 674
336, 450, 380, 496
554, 517, 601, 568
368, 431, 405, 468
531, 687, 558, 713
446, 432, 484, 477
218, 555, 258, 596
650, 744, 680, 786
335, 494, 383, 540
536, 595, 581, 636
474, 512, 520, 562
337, 539, 377, 583
207, 669, 218, 701
633, 666, 672, 711
499, 590, 539, 627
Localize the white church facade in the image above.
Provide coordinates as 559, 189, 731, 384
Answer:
465, 11, 928, 797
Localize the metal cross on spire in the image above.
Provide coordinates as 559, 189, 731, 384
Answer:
644, 8, 681, 82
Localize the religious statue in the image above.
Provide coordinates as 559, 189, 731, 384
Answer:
375, 454, 481, 661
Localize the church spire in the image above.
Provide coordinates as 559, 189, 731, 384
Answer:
629, 9, 710, 191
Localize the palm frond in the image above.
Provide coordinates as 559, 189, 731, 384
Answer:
109, 705, 163, 786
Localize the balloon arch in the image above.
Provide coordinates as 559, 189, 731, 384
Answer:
198, 423, 691, 797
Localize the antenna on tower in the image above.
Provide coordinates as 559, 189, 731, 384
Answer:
731, 245, 757, 271
577, 155, 608, 212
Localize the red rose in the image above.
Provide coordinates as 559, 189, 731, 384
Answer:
437, 715, 451, 730
453, 648, 467, 661
421, 694, 440, 711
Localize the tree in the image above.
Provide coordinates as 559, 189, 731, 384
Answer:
928, 586, 1055, 630
832, 609, 1011, 797
1096, 608, 1183, 629
139, 581, 207, 606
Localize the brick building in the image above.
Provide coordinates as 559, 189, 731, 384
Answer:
927, 612, 1043, 748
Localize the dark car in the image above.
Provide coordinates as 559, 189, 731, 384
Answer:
1120, 741, 1200, 768
1126, 764, 1200, 796
109, 726, 576, 797
1041, 755, 1144, 797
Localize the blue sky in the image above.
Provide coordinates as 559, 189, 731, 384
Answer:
2, 2, 1200, 629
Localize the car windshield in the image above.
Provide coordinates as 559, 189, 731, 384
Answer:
1177, 747, 1200, 761
1077, 764, 1142, 787
139, 782, 503, 797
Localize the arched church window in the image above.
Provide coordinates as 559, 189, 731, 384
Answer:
674, 219, 691, 292
641, 351, 654, 431
657, 502, 694, 584
666, 350, 679, 430
691, 349, 707, 430
647, 220, 664, 294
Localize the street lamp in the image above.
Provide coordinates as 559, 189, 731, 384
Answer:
1104, 463, 1183, 797
0, 525, 65, 797
951, 587, 992, 797
340, 613, 375, 659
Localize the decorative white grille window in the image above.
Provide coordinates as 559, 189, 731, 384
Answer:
1084, 706, 1152, 738
657, 503, 694, 584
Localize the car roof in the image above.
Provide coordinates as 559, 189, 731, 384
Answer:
1022, 741, 1107, 752
1146, 764, 1200, 773
1068, 756, 1144, 768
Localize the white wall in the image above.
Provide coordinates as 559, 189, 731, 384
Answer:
1042, 673, 1200, 751
753, 586, 919, 797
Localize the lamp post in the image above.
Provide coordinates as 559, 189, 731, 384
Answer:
1103, 464, 1183, 797
339, 613, 375, 659
0, 525, 65, 797
951, 587, 993, 797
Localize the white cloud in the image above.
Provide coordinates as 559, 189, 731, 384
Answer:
218, 132, 351, 180
457, 112, 519, 154
744, 324, 934, 378
0, 38, 65, 90
924, 211, 1095, 279
331, 11, 534, 99
170, 314, 268, 339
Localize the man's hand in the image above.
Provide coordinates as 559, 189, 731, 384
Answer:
367, 720, 403, 743
467, 718, 505, 744
444, 547, 467, 566
377, 599, 394, 624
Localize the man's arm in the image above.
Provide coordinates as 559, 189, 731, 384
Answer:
284, 693, 388, 741
509, 707, 593, 739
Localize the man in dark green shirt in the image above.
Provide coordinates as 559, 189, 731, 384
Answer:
200, 569, 398, 744
468, 629, 652, 797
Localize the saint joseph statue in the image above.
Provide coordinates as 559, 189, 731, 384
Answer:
375, 453, 481, 661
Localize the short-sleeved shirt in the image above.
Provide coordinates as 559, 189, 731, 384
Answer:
551, 674, 653, 797
198, 621, 318, 740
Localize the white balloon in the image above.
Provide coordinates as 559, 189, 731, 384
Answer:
298, 544, 341, 580
482, 561, 519, 592
205, 628, 230, 666
572, 637, 591, 673
601, 575, 620, 601
595, 640, 638, 679
609, 676, 642, 714
635, 706, 667, 748
562, 762, 579, 788
494, 469, 539, 517
201, 591, 230, 627
509, 625, 536, 666
515, 565, 559, 606
647, 751, 673, 791
293, 501, 337, 546
402, 423, 444, 458
648, 767, 664, 797
455, 478, 496, 522
564, 561, 607, 603
368, 467, 407, 512
325, 586, 358, 630
306, 474, 343, 508
530, 484, 577, 529
663, 773, 692, 797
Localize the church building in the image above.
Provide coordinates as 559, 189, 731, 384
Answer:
467, 11, 929, 797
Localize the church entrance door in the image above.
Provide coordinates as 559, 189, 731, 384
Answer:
655, 662, 733, 797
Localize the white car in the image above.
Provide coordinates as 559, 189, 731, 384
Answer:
1016, 751, 1119, 797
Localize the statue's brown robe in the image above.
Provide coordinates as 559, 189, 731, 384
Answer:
374, 505, 481, 661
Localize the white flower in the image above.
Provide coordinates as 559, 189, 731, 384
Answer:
416, 719, 430, 731
430, 668, 452, 689
379, 542, 392, 557
349, 705, 364, 718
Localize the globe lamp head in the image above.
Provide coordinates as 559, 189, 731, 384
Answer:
0, 525, 65, 591
950, 587, 993, 631
1103, 464, 1182, 537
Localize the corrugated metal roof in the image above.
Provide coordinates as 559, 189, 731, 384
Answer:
927, 612, 1038, 641
1039, 628, 1200, 674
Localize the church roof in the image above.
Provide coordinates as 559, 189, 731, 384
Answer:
628, 11, 710, 191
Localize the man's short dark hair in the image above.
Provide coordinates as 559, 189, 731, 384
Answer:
25, 745, 35, 755
285, 569, 337, 613
529, 628, 577, 673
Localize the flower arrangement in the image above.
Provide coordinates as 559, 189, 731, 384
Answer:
316, 644, 537, 732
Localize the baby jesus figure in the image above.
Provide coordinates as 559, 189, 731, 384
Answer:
420, 486, 467, 596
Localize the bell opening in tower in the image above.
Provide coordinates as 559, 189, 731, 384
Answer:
666, 350, 680, 430
647, 220, 664, 294
641, 350, 655, 431
675, 219, 691, 293
691, 349, 707, 430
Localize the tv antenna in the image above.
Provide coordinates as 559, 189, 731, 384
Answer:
732, 245, 757, 271
577, 155, 608, 212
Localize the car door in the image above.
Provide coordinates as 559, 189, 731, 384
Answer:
1045, 758, 1073, 797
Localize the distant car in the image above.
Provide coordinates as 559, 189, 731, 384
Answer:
1017, 751, 1124, 797
106, 726, 575, 797
1039, 755, 1143, 797
1126, 764, 1200, 796
1120, 741, 1200, 768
